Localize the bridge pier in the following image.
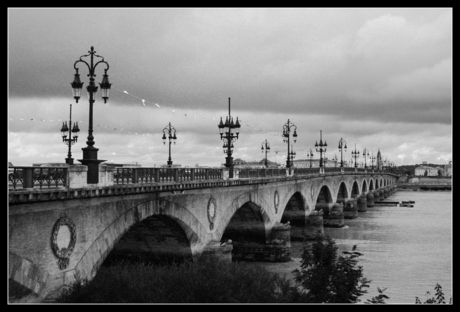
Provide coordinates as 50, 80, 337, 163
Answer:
366, 192, 374, 207
357, 194, 367, 212
377, 190, 384, 201
304, 210, 324, 239
343, 198, 358, 219
322, 203, 345, 228
230, 223, 291, 262
201, 240, 233, 263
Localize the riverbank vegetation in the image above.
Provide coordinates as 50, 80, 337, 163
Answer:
52, 234, 451, 304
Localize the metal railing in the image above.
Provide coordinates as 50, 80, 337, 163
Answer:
114, 167, 223, 184
8, 166, 68, 190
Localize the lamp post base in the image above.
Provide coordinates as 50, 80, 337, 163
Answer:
167, 160, 173, 167
224, 156, 233, 178
78, 146, 105, 184
65, 158, 74, 165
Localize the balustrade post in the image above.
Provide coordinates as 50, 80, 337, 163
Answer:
132, 168, 139, 184
174, 168, 179, 182
23, 167, 34, 189
154, 168, 160, 182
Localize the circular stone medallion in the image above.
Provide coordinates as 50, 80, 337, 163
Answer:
274, 191, 280, 214
51, 214, 76, 270
207, 197, 217, 230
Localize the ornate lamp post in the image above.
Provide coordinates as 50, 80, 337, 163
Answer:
307, 148, 314, 168
261, 139, 270, 168
162, 122, 177, 167
315, 130, 327, 169
363, 148, 369, 170
71, 46, 111, 183
218, 98, 241, 178
282, 119, 297, 170
338, 137, 347, 168
289, 144, 296, 167
370, 151, 376, 171
60, 104, 80, 164
351, 143, 360, 168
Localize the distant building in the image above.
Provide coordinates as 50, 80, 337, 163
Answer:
445, 161, 452, 177
292, 158, 338, 168
105, 162, 142, 168
414, 165, 440, 177
32, 163, 68, 167
232, 158, 280, 168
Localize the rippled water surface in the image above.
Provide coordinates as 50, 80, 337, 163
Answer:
253, 190, 452, 304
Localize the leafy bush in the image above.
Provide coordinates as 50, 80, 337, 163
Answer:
415, 284, 452, 304
292, 232, 371, 303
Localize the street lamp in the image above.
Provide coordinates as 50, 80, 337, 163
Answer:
71, 46, 111, 183
363, 148, 369, 170
315, 130, 327, 168
60, 104, 80, 165
289, 144, 296, 167
306, 148, 314, 168
282, 119, 297, 169
351, 143, 360, 168
338, 137, 347, 168
261, 139, 270, 168
218, 97, 241, 178
162, 122, 177, 167
370, 151, 376, 170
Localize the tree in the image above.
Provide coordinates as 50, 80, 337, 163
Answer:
293, 232, 371, 303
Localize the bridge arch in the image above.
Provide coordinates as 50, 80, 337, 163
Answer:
281, 192, 307, 240
362, 180, 368, 193
375, 179, 379, 189
369, 179, 374, 191
214, 192, 272, 243
315, 184, 333, 212
72, 198, 205, 287
351, 181, 360, 198
336, 182, 348, 204
220, 201, 268, 261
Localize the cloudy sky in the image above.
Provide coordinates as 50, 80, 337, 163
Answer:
8, 8, 452, 168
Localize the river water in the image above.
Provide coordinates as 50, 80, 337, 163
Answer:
254, 190, 452, 304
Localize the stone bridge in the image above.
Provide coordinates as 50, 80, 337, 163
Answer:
8, 166, 398, 299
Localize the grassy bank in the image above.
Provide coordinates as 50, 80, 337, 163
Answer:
55, 259, 297, 303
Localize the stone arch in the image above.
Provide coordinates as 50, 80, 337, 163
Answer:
102, 215, 193, 266
375, 179, 379, 189
220, 201, 268, 261
9, 252, 50, 298
72, 198, 205, 287
351, 181, 360, 198
214, 192, 272, 243
369, 179, 374, 191
380, 178, 384, 188
281, 192, 307, 241
336, 182, 348, 204
314, 185, 333, 212
362, 179, 368, 193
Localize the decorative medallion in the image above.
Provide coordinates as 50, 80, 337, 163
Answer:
274, 191, 280, 214
51, 213, 76, 270
310, 185, 315, 200
207, 197, 217, 230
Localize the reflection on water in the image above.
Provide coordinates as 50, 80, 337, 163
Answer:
249, 191, 452, 304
